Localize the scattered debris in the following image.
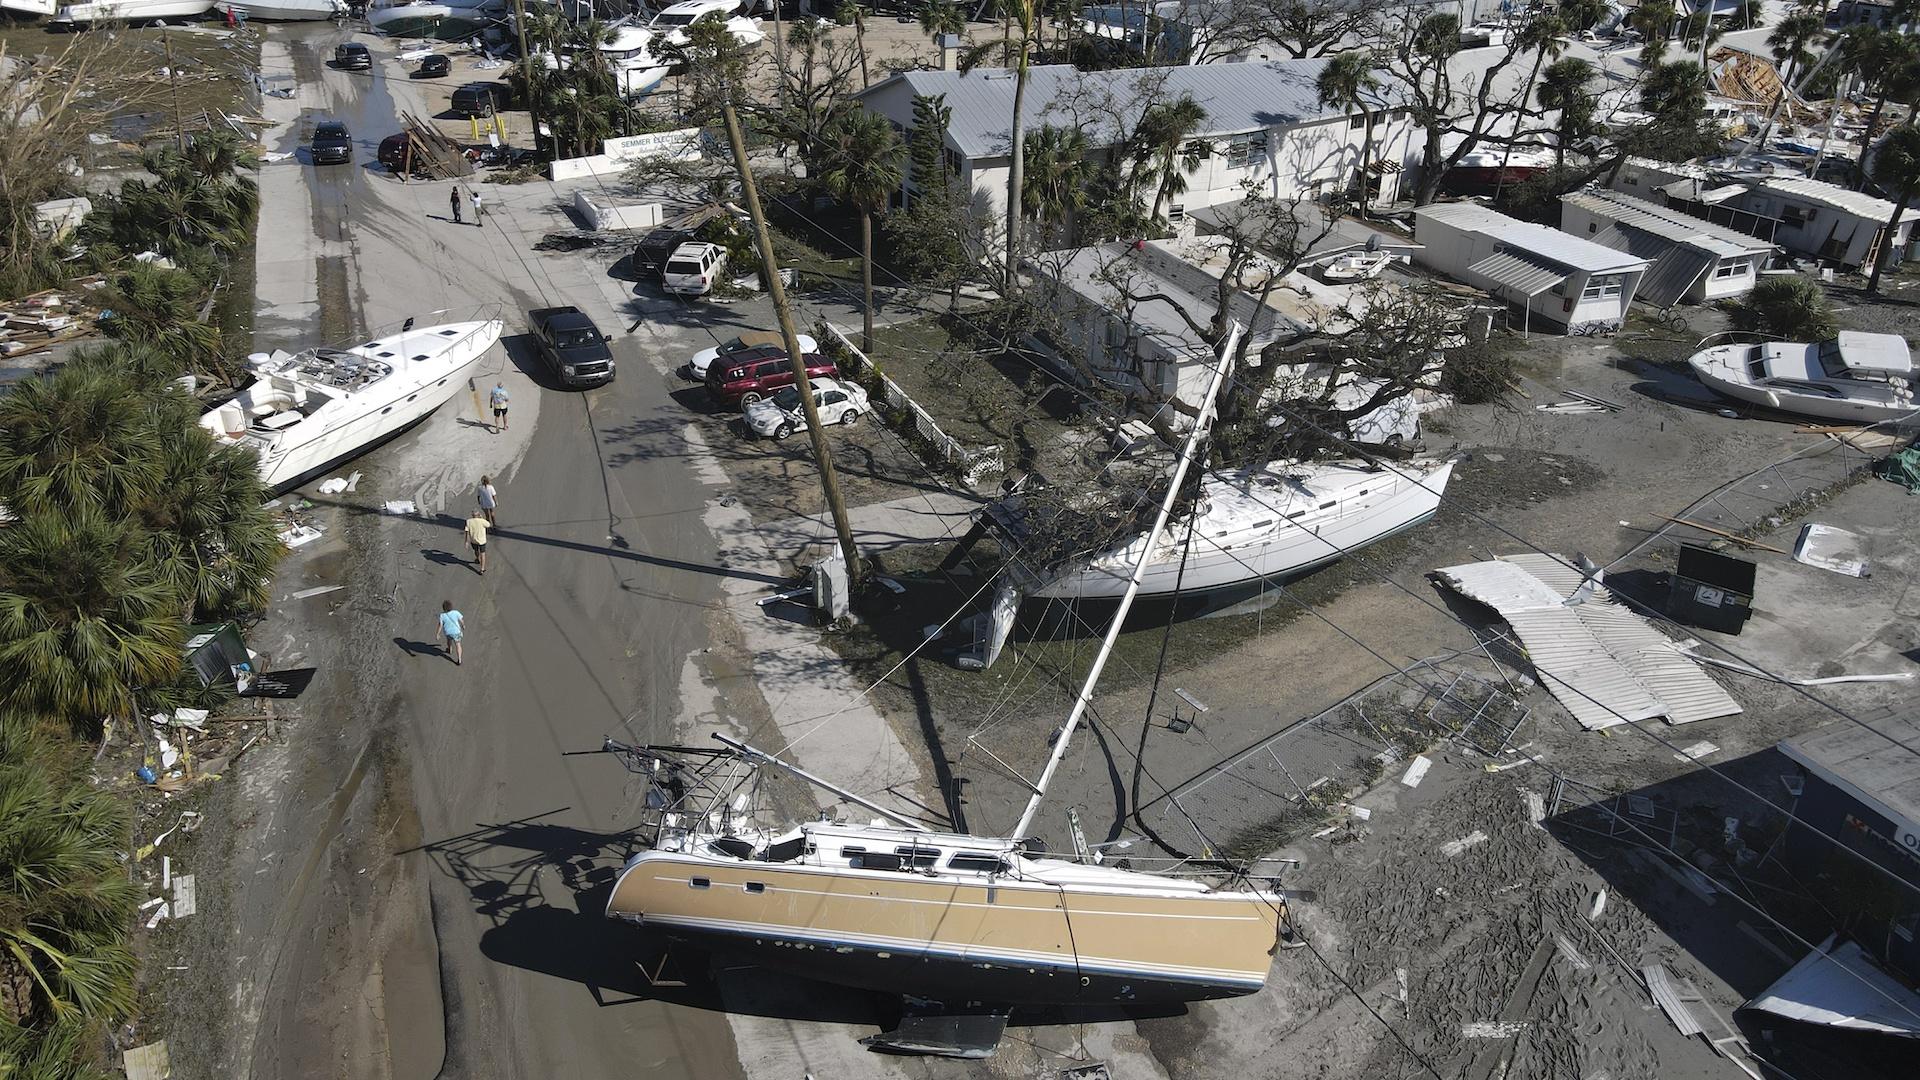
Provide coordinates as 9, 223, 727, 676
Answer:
1461, 1020, 1528, 1038
381, 500, 418, 516
1643, 963, 1706, 1037
315, 476, 349, 494
290, 585, 345, 600
277, 524, 323, 548
172, 874, 196, 919
1672, 740, 1720, 763
123, 1040, 170, 1080
1553, 933, 1591, 972
1440, 830, 1489, 857
1522, 789, 1546, 828
1588, 888, 1608, 921
1792, 523, 1869, 577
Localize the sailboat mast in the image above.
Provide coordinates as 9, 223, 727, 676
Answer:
1011, 326, 1242, 841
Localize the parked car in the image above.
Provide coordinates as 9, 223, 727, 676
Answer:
529, 306, 615, 387
630, 226, 698, 280
377, 132, 423, 175
413, 54, 451, 79
450, 81, 511, 117
743, 377, 868, 439
333, 42, 371, 71
705, 350, 836, 408
309, 121, 353, 166
687, 329, 820, 380
662, 241, 728, 296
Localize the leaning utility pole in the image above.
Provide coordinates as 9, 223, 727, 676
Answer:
510, 0, 545, 160
718, 99, 864, 588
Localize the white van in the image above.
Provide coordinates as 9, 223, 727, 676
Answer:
662, 241, 727, 297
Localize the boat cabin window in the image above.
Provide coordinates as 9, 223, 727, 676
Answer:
761, 837, 805, 863
688, 877, 710, 889
1816, 339, 1846, 379
947, 853, 1009, 874
894, 846, 942, 869
707, 837, 754, 859
744, 882, 767, 894
1319, 500, 1336, 510
1285, 511, 1306, 520
853, 852, 903, 871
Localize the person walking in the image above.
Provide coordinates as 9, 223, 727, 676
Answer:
470, 188, 484, 227
488, 382, 510, 432
449, 186, 463, 225
476, 475, 497, 526
438, 601, 464, 665
465, 508, 491, 573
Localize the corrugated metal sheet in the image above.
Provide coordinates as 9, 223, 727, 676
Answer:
1433, 554, 1742, 730
1591, 223, 1673, 262
875, 60, 1344, 160
1637, 246, 1716, 308
1748, 174, 1899, 222
1465, 251, 1566, 296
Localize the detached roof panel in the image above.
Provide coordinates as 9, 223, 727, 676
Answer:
1746, 935, 1920, 1037
1432, 554, 1742, 730
1636, 246, 1716, 307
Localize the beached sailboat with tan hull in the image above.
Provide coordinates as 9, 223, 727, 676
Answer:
602, 329, 1296, 1052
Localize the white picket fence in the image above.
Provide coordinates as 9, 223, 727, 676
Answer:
824, 324, 1003, 486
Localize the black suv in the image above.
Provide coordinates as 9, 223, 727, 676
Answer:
310, 122, 352, 165
333, 42, 372, 71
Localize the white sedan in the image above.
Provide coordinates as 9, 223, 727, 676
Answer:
744, 378, 868, 439
688, 330, 820, 380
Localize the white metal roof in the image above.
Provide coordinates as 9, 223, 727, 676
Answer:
858, 60, 1349, 160
1779, 715, 1920, 836
1563, 188, 1774, 258
1432, 553, 1742, 730
1416, 202, 1650, 275
1744, 173, 1899, 221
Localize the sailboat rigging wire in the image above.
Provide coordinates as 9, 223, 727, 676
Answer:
1012, 328, 1242, 840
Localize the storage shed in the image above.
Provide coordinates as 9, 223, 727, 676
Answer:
1560, 188, 1777, 305
1412, 202, 1650, 335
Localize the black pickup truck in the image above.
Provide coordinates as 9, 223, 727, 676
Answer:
529, 307, 614, 387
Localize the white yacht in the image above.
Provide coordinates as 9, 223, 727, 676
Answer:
595, 17, 671, 98
0, 0, 59, 16
644, 0, 763, 50
365, 0, 505, 38
49, 0, 214, 23
215, 0, 343, 19
201, 315, 503, 493
1688, 330, 1916, 423
993, 457, 1456, 602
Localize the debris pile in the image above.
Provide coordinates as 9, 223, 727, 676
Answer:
0, 276, 107, 359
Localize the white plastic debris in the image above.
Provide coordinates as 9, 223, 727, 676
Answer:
156, 736, 179, 770
172, 708, 208, 731
1400, 755, 1432, 788
277, 524, 323, 548
382, 500, 418, 516
315, 476, 348, 494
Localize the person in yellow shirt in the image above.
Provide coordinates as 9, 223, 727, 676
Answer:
465, 509, 490, 573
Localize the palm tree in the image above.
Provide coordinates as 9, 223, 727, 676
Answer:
1768, 9, 1826, 88
97, 264, 226, 380
1130, 95, 1208, 224
1316, 50, 1380, 214
818, 110, 906, 352
1838, 26, 1920, 190
0, 506, 186, 734
1725, 275, 1837, 339
179, 129, 260, 181
1627, 0, 1674, 66
132, 428, 281, 616
0, 363, 163, 518
0, 725, 139, 1030
1536, 57, 1597, 167
919, 0, 966, 66
1004, 0, 1038, 292
1867, 124, 1920, 293
1021, 124, 1093, 241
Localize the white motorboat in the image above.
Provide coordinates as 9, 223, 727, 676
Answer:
365, 0, 505, 38
644, 0, 763, 50
215, 0, 342, 19
1, 0, 60, 16
1318, 249, 1393, 284
201, 314, 502, 493
602, 340, 1295, 1056
595, 18, 671, 98
995, 456, 1455, 602
49, 0, 214, 23
1687, 330, 1917, 423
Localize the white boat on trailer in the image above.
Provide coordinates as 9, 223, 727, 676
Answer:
1317, 249, 1393, 284
200, 311, 502, 494
1687, 330, 1916, 423
600, 330, 1300, 1057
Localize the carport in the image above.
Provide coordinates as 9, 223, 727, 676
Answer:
1464, 250, 1565, 338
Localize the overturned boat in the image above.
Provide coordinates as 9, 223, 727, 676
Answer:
201, 311, 502, 493
602, 332, 1297, 1056
1688, 330, 1916, 424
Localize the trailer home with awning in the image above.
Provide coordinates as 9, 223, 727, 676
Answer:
1560, 188, 1777, 305
1412, 202, 1650, 335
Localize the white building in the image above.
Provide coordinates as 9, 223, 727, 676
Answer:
854, 61, 1420, 236
1412, 202, 1650, 335
1610, 158, 1914, 271
1559, 188, 1776, 305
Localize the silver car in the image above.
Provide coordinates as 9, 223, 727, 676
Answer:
743, 377, 869, 439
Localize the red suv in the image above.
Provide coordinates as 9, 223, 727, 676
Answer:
705, 351, 837, 408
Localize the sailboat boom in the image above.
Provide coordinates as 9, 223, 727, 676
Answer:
1010, 327, 1242, 840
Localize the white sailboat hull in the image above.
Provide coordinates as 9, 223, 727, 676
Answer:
50, 0, 213, 22
1032, 459, 1455, 600
215, 0, 341, 19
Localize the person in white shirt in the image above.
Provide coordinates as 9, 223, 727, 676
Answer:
488, 382, 510, 432
476, 475, 497, 526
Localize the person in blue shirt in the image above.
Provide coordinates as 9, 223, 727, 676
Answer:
438, 601, 464, 665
